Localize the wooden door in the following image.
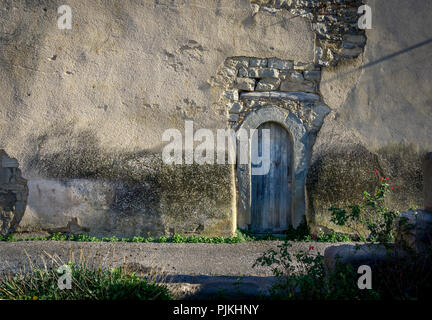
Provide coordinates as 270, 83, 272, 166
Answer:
250, 122, 292, 233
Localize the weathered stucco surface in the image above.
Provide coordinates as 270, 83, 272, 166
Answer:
309, 0, 432, 233
0, 0, 315, 236
0, 0, 430, 236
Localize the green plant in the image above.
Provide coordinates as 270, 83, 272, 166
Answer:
0, 264, 172, 300
0, 232, 248, 244
328, 172, 399, 243
253, 241, 380, 300
2, 222, 356, 244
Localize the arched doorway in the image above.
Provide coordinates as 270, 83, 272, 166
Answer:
250, 122, 293, 233
236, 106, 308, 231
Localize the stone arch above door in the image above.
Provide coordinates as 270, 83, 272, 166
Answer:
236, 106, 308, 230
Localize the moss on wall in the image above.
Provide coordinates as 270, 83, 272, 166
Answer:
159, 163, 233, 236
376, 144, 425, 212
306, 144, 380, 234
307, 143, 426, 235
23, 127, 234, 237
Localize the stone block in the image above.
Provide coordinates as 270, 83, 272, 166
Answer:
223, 90, 239, 101
0, 168, 12, 184
396, 209, 432, 253
248, 68, 280, 79
280, 80, 315, 93
267, 58, 293, 70
228, 102, 243, 114
229, 114, 239, 122
255, 78, 280, 91
425, 152, 432, 212
304, 70, 321, 81
245, 100, 262, 109
0, 190, 16, 211
343, 34, 366, 44
342, 42, 356, 49
324, 244, 406, 273
225, 57, 249, 69
240, 91, 320, 102
294, 62, 314, 71
235, 78, 255, 91
311, 105, 330, 127
249, 58, 267, 67
289, 71, 304, 82
238, 67, 248, 77
222, 67, 237, 78
340, 47, 363, 57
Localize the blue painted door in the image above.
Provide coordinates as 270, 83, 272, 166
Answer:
251, 122, 292, 233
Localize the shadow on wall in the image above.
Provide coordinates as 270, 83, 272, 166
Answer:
321, 37, 432, 85
307, 143, 426, 235
19, 125, 232, 238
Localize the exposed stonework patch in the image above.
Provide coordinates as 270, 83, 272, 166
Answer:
210, 56, 330, 230
425, 153, 432, 212
210, 56, 329, 132
0, 150, 28, 236
250, 0, 367, 67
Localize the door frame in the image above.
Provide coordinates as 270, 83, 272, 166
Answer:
236, 106, 308, 230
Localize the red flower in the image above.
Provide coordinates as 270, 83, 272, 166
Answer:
380, 177, 384, 181
375, 170, 379, 173
391, 186, 394, 190
386, 177, 390, 180
309, 245, 315, 251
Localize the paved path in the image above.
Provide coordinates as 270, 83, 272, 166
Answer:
0, 241, 343, 276
0, 241, 347, 299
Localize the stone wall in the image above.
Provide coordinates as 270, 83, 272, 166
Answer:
425, 153, 432, 213
1, 0, 316, 237
210, 56, 329, 131
0, 150, 28, 236
251, 0, 367, 66
307, 0, 432, 234
0, 0, 430, 237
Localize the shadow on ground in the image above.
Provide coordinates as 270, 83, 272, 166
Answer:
163, 275, 278, 300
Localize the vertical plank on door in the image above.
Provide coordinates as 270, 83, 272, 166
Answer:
251, 122, 291, 233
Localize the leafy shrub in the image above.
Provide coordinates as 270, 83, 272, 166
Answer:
0, 264, 172, 300
329, 172, 398, 242
253, 171, 432, 300
253, 241, 380, 300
